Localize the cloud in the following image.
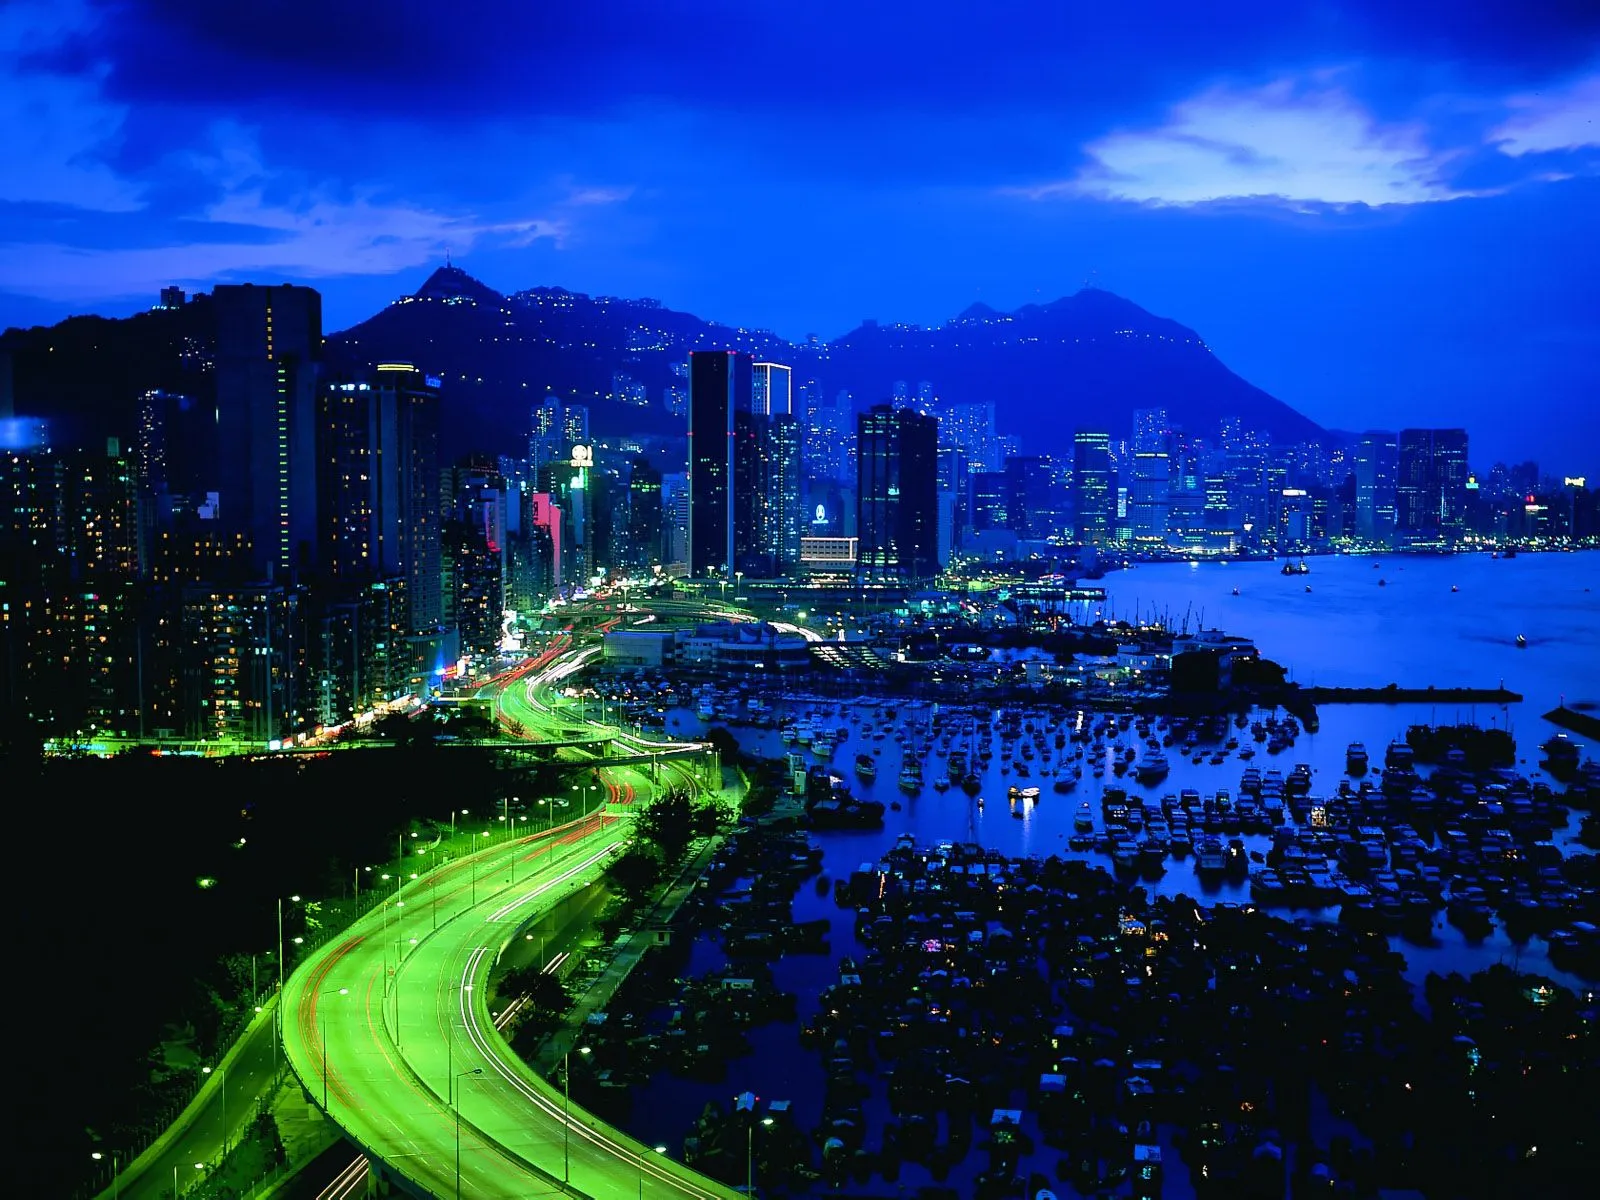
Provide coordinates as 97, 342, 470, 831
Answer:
1489, 72, 1600, 156
1021, 79, 1477, 209
0, 0, 142, 212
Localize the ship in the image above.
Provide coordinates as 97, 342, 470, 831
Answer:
1280, 558, 1310, 575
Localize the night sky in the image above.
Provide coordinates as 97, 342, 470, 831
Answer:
2, 1, 1597, 471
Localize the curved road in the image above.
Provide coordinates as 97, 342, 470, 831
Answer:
285, 629, 741, 1199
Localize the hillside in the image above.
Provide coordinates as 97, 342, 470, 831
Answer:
3, 268, 1323, 462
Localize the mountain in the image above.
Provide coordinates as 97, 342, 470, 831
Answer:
3, 269, 1323, 463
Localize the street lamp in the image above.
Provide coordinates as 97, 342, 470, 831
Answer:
563, 1045, 591, 1182
274, 894, 303, 1073
747, 1115, 774, 1197
319, 987, 349, 1109
90, 1150, 119, 1199
202, 1065, 226, 1151
453, 1067, 484, 1200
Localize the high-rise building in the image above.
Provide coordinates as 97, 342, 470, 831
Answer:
857, 405, 940, 579
317, 364, 443, 638
213, 283, 322, 580
1133, 408, 1171, 455
765, 415, 804, 572
752, 362, 793, 417
626, 456, 664, 570
1072, 431, 1115, 545
1129, 452, 1172, 543
1004, 456, 1061, 540
180, 582, 304, 745
442, 458, 508, 659
1397, 428, 1470, 544
1353, 431, 1399, 544
687, 350, 753, 577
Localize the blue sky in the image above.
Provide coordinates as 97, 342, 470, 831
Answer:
2, 0, 1597, 472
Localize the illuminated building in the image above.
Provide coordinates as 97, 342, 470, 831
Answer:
857, 405, 940, 580
1072, 431, 1115, 545
688, 350, 754, 577
1353, 431, 1399, 544
179, 582, 304, 745
1397, 428, 1470, 544
213, 283, 322, 579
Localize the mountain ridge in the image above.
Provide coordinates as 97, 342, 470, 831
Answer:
2, 270, 1325, 464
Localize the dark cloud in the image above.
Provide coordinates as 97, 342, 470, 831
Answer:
46, 0, 1600, 128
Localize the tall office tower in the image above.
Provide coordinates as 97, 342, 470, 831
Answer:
937, 446, 971, 535
752, 362, 793, 417
213, 283, 322, 580
916, 381, 935, 406
687, 350, 754, 577
442, 459, 508, 659
1071, 431, 1115, 545
1397, 428, 1470, 544
857, 405, 940, 579
1202, 474, 1238, 550
766, 415, 804, 571
661, 473, 690, 568
1219, 416, 1243, 451
664, 361, 689, 420
1225, 444, 1270, 546
967, 472, 1009, 531
1132, 408, 1171, 455
180, 582, 304, 744
806, 392, 854, 483
317, 364, 443, 637
562, 404, 590, 446
1129, 452, 1172, 543
626, 456, 664, 569
939, 400, 1000, 470
1353, 431, 1399, 544
1004, 455, 1061, 540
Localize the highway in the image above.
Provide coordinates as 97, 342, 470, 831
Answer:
284, 616, 742, 1199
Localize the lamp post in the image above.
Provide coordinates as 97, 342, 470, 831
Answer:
275, 894, 302, 1073
747, 1115, 773, 1198
202, 1065, 226, 1150
735, 570, 744, 602
90, 1150, 119, 1199
319, 987, 349, 1109
563, 1045, 591, 1183
453, 1067, 484, 1200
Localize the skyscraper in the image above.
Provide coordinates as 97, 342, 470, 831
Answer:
1397, 428, 1470, 544
626, 456, 663, 569
317, 364, 443, 638
1072, 431, 1114, 545
1133, 408, 1171, 455
857, 405, 940, 579
214, 283, 322, 580
688, 350, 753, 577
752, 362, 793, 417
1353, 431, 1399, 544
765, 415, 804, 572
1129, 452, 1172, 543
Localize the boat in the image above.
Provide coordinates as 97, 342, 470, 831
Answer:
898, 762, 923, 792
1231, 587, 1240, 596
1515, 633, 1527, 648
1195, 836, 1227, 876
854, 753, 876, 780
932, 777, 951, 793
1074, 803, 1094, 832
960, 773, 982, 795
1280, 558, 1310, 576
1346, 743, 1369, 774
1134, 747, 1170, 783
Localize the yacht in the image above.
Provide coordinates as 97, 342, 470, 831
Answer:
898, 761, 923, 793
1134, 747, 1171, 783
1196, 836, 1227, 876
1346, 742, 1369, 774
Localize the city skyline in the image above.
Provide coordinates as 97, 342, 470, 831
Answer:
1, 2, 1596, 471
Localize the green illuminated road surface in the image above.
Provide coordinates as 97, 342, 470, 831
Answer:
286, 631, 739, 1199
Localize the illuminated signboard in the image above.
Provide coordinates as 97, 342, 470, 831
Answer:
571, 445, 594, 468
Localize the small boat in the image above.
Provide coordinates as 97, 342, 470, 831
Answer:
1346, 743, 1369, 774
1231, 587, 1240, 596
855, 753, 876, 780
1451, 585, 1459, 593
1515, 634, 1527, 648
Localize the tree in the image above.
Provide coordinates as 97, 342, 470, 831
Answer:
607, 846, 664, 897
638, 788, 696, 858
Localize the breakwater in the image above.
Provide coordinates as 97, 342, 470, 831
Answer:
1543, 705, 1600, 739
